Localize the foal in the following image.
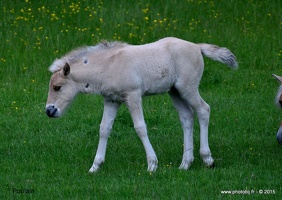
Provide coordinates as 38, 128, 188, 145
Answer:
46, 37, 238, 172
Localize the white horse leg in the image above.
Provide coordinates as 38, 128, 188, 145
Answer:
190, 93, 214, 167
89, 99, 120, 173
169, 89, 195, 170
196, 99, 214, 167
277, 124, 282, 144
176, 86, 214, 168
126, 93, 158, 172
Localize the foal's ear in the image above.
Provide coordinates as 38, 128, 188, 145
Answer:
63, 63, 70, 76
273, 74, 282, 84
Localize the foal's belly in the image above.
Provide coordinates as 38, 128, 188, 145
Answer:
142, 76, 175, 95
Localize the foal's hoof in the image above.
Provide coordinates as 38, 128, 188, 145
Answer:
207, 162, 215, 169
147, 159, 158, 172
88, 163, 102, 173
88, 168, 98, 173
202, 155, 214, 167
179, 159, 193, 170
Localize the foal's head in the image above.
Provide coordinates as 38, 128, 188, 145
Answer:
46, 63, 78, 117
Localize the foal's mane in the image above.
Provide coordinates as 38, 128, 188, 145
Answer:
49, 41, 127, 73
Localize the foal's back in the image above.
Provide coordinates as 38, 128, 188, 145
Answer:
108, 37, 203, 95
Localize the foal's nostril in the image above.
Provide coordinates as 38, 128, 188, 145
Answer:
46, 105, 58, 117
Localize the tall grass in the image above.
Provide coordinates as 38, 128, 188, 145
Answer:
1, 0, 281, 199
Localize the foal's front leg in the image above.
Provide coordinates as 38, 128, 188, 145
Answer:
126, 93, 158, 172
89, 99, 120, 173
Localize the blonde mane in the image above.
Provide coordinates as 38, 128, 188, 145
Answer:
49, 41, 127, 73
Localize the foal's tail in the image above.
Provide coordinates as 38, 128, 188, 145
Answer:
198, 43, 238, 69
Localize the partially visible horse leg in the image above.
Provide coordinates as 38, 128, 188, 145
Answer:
277, 122, 282, 144
176, 86, 214, 168
89, 99, 120, 173
169, 88, 195, 169
126, 92, 158, 172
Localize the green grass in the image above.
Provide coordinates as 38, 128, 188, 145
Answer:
1, 0, 281, 199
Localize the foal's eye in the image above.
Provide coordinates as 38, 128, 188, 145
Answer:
53, 85, 61, 91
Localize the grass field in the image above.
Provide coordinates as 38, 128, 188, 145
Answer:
1, 0, 281, 199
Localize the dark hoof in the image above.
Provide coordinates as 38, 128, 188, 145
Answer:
208, 162, 215, 169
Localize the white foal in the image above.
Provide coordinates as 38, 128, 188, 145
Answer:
46, 37, 238, 172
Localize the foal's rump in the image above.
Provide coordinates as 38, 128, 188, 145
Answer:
121, 37, 238, 96
157, 38, 238, 87
153, 37, 238, 68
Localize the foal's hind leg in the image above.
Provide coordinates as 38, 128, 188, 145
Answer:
169, 89, 195, 170
89, 99, 120, 173
176, 87, 214, 168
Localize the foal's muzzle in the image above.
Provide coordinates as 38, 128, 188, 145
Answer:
46, 105, 58, 118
